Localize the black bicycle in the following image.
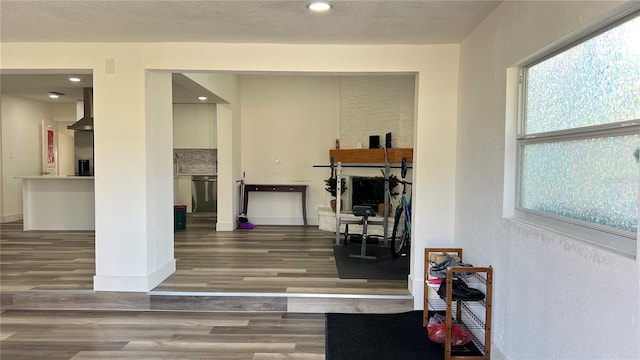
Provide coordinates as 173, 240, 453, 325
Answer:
391, 158, 411, 258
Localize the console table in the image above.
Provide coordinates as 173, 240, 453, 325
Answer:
243, 184, 308, 227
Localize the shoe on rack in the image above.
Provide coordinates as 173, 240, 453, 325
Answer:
430, 257, 455, 270
429, 253, 461, 265
429, 258, 456, 276
426, 278, 443, 287
437, 279, 485, 301
430, 258, 474, 278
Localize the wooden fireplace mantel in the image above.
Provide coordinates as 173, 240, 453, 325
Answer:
329, 148, 413, 164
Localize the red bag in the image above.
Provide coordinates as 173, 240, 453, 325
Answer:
427, 323, 473, 346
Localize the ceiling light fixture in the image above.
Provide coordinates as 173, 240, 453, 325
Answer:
198, 96, 207, 101
49, 91, 65, 99
307, 2, 332, 12
69, 77, 81, 82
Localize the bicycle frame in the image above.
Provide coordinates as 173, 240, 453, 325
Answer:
399, 181, 412, 240
401, 192, 411, 236
390, 179, 412, 257
382, 156, 412, 257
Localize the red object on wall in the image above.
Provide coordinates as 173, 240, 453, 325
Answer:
47, 129, 55, 164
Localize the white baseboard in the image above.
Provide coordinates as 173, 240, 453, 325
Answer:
147, 258, 176, 289
409, 273, 423, 309
1, 213, 23, 223
216, 221, 236, 231
94, 258, 176, 292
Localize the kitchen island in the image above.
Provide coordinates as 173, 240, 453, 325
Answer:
17, 176, 95, 231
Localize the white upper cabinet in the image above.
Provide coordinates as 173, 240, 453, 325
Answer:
173, 104, 216, 149
173, 104, 196, 148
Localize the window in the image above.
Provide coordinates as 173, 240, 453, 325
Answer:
516, 12, 640, 257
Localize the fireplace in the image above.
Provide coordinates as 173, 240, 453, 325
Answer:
351, 176, 385, 209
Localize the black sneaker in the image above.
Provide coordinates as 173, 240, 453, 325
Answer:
437, 279, 485, 301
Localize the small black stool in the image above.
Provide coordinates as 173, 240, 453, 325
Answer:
349, 205, 377, 259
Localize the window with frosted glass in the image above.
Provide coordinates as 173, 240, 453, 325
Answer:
524, 15, 640, 134
518, 12, 639, 249
519, 134, 638, 234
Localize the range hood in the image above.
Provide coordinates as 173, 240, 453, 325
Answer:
67, 87, 93, 131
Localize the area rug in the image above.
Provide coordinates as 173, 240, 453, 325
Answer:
333, 244, 409, 280
325, 311, 483, 360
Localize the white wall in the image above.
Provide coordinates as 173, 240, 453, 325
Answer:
0, 94, 53, 222
53, 102, 76, 176
0, 97, 77, 219
56, 121, 75, 176
456, 1, 639, 359
239, 75, 340, 225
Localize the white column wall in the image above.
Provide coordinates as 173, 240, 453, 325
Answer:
410, 51, 460, 301
1, 43, 460, 296
92, 46, 154, 290
216, 103, 237, 231
143, 71, 176, 287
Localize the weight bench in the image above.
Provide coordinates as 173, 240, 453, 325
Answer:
348, 205, 379, 259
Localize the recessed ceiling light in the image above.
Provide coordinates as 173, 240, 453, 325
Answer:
307, 2, 332, 12
49, 94, 59, 99
49, 91, 65, 99
198, 96, 207, 101
69, 77, 81, 82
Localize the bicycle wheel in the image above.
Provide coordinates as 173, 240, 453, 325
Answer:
391, 206, 408, 257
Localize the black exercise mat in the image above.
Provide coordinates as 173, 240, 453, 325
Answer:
325, 311, 483, 360
333, 244, 408, 280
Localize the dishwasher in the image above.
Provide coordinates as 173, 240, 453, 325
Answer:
191, 175, 217, 214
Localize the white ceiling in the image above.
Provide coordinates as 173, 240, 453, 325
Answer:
0, 0, 502, 104
1, 0, 501, 44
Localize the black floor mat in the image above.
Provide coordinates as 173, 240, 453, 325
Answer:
333, 243, 409, 280
325, 311, 483, 360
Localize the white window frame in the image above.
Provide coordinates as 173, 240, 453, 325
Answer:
506, 9, 640, 258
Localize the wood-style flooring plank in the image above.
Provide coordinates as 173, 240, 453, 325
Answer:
0, 310, 325, 360
1, 216, 409, 296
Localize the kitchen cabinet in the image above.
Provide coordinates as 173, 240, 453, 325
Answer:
173, 104, 216, 149
173, 104, 195, 148
18, 176, 95, 231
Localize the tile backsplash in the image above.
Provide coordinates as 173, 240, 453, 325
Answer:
174, 149, 217, 175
